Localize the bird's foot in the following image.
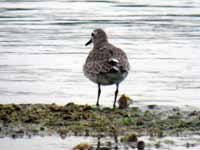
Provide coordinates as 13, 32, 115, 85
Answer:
96, 103, 100, 107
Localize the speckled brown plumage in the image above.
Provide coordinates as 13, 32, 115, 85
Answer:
84, 43, 129, 74
83, 29, 130, 108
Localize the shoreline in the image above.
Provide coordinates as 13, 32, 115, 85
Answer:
0, 103, 199, 138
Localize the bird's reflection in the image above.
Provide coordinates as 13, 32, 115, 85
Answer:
96, 135, 118, 150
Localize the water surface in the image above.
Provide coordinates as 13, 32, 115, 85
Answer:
0, 135, 200, 150
0, 0, 200, 107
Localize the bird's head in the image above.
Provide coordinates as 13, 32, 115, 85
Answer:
85, 29, 108, 47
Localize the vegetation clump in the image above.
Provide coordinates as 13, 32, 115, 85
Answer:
0, 103, 199, 137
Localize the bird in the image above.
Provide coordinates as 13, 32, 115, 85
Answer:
83, 29, 130, 108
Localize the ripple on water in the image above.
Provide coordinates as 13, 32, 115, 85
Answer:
0, 0, 200, 107
0, 135, 200, 150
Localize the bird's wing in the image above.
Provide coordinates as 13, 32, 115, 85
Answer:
84, 44, 129, 74
110, 45, 130, 72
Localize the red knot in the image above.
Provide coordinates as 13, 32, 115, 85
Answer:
83, 29, 130, 108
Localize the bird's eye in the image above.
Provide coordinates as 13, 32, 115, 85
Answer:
91, 33, 94, 37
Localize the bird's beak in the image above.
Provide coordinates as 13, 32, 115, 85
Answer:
85, 38, 92, 46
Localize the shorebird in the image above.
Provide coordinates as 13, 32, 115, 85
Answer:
83, 29, 130, 108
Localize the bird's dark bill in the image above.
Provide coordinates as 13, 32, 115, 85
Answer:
85, 39, 92, 46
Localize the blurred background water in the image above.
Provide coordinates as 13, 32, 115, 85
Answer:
0, 0, 200, 107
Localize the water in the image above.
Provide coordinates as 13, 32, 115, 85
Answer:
0, 135, 200, 150
0, 0, 200, 107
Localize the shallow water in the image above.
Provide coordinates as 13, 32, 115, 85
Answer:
0, 135, 200, 150
0, 0, 200, 107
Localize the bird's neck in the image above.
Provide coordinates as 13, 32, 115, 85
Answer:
93, 41, 109, 50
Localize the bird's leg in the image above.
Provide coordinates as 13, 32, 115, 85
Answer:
113, 83, 119, 108
96, 83, 101, 107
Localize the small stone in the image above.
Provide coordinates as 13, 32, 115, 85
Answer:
121, 133, 138, 143
40, 127, 45, 131
11, 134, 17, 139
147, 105, 157, 109
188, 111, 199, 116
186, 142, 190, 148
155, 141, 161, 148
118, 94, 132, 109
137, 141, 145, 150
98, 147, 111, 150
73, 143, 93, 150
85, 129, 90, 136
48, 103, 63, 112
127, 133, 138, 142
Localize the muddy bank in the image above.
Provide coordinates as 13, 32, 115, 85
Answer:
0, 103, 199, 138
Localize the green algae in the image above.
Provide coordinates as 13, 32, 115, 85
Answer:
0, 103, 199, 137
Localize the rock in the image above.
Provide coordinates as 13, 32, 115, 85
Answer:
73, 143, 93, 150
48, 103, 63, 112
121, 133, 138, 143
137, 141, 145, 150
118, 94, 132, 109
147, 105, 157, 109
